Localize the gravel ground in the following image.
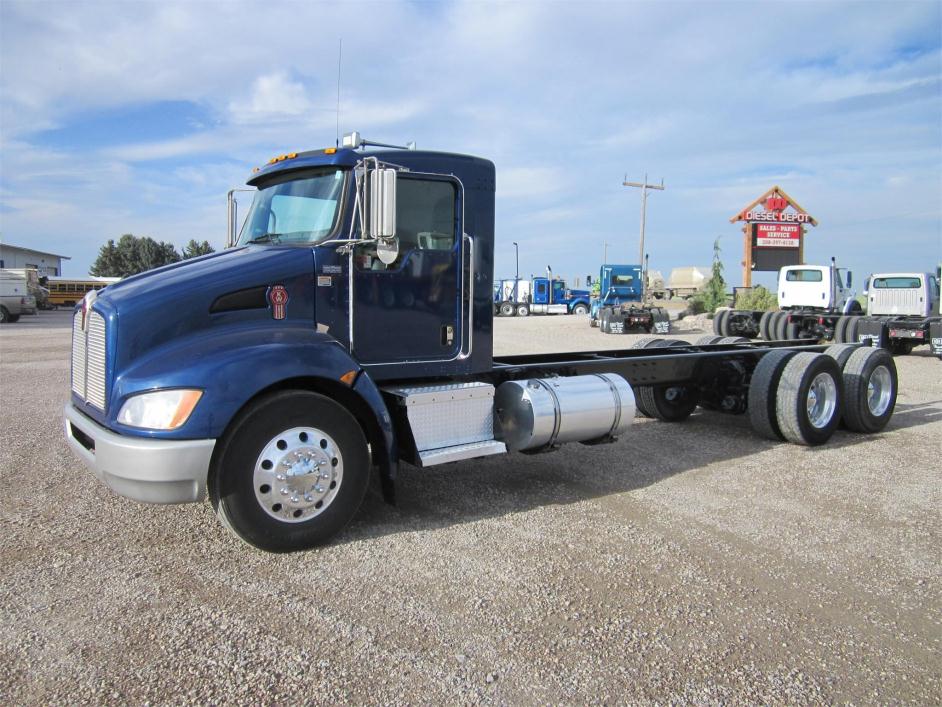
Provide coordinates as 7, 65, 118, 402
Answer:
1, 310, 940, 704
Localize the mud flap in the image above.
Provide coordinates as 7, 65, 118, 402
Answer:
856, 317, 889, 348
930, 319, 942, 359
651, 307, 671, 335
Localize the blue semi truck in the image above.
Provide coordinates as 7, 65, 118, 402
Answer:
590, 263, 670, 334
64, 136, 900, 551
494, 271, 591, 317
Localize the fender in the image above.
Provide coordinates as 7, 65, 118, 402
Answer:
569, 296, 591, 312
108, 323, 398, 496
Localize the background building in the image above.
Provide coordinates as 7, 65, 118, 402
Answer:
0, 242, 71, 276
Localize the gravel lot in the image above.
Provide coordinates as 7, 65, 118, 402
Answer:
2, 310, 940, 704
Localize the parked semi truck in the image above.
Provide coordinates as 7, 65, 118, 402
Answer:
715, 259, 861, 341
829, 272, 940, 358
590, 263, 670, 334
64, 137, 900, 551
493, 269, 590, 317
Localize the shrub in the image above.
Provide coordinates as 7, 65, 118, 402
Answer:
735, 285, 777, 311
686, 298, 707, 315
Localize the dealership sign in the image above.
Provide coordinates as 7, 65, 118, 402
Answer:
731, 188, 818, 229
755, 223, 800, 248
743, 210, 812, 223
730, 186, 817, 280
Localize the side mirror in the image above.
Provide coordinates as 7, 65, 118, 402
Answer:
369, 168, 397, 239
847, 271, 853, 287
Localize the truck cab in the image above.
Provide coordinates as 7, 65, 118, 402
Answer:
867, 273, 940, 317
778, 263, 857, 313
590, 264, 643, 325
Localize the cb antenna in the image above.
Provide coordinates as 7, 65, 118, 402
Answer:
335, 38, 343, 148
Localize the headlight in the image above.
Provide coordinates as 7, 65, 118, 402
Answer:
117, 389, 203, 430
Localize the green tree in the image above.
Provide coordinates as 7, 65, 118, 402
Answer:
90, 234, 181, 277
692, 237, 727, 314
182, 239, 215, 259
89, 239, 121, 277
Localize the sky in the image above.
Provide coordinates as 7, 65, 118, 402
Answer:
1, 0, 940, 290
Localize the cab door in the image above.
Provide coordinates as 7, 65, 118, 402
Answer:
352, 174, 464, 364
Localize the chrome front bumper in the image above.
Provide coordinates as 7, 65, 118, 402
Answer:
64, 404, 216, 504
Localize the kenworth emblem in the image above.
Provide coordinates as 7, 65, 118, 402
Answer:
268, 285, 289, 320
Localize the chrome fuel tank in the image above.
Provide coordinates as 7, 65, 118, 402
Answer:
494, 374, 635, 452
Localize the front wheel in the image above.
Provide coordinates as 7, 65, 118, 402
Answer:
211, 390, 371, 552
0, 306, 9, 324
571, 303, 589, 316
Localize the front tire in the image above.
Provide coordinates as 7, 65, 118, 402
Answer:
571, 303, 589, 315
211, 391, 370, 552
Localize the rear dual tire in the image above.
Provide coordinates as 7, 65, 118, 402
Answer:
841, 347, 897, 433
749, 347, 897, 444
713, 309, 730, 337
775, 353, 842, 446
759, 311, 775, 340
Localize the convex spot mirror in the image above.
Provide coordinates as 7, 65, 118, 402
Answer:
369, 168, 397, 239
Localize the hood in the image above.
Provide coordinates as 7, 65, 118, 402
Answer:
95, 245, 317, 370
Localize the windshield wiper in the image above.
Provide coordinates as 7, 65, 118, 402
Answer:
247, 233, 282, 244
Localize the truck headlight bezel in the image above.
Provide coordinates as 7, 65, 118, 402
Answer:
116, 389, 203, 430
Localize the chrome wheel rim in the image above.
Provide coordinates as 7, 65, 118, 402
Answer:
806, 372, 838, 429
253, 426, 343, 523
867, 365, 892, 416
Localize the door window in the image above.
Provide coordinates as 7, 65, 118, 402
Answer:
396, 178, 456, 252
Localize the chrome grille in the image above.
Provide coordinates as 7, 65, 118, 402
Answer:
86, 312, 107, 409
70, 309, 108, 410
71, 311, 86, 397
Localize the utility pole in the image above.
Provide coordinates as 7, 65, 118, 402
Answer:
603, 241, 611, 264
623, 174, 665, 303
512, 241, 519, 302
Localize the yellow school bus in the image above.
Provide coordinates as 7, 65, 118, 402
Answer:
45, 277, 121, 307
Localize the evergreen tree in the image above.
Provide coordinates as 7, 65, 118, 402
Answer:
693, 237, 727, 314
182, 239, 215, 259
90, 234, 181, 277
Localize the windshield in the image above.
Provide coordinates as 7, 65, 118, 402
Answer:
237, 169, 346, 246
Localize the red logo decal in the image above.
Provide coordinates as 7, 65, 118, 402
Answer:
765, 196, 787, 213
268, 285, 289, 320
